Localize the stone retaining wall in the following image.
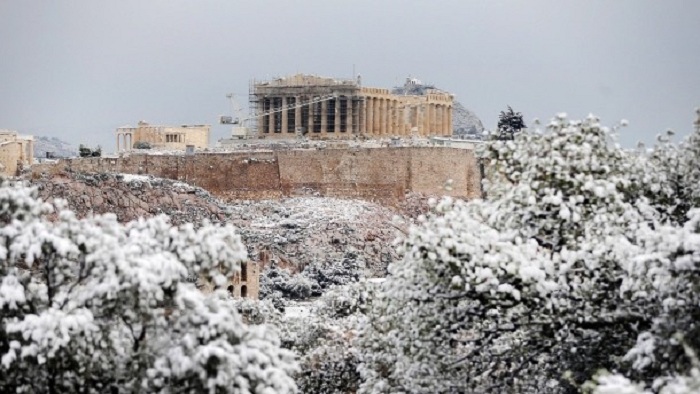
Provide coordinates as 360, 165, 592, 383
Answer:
32, 147, 480, 202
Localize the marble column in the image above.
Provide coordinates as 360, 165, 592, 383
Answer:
443, 105, 449, 135
321, 99, 328, 134
281, 97, 288, 134
422, 104, 429, 136
367, 97, 374, 134
379, 99, 386, 135
268, 97, 275, 134
259, 100, 266, 134
372, 98, 378, 135
334, 96, 341, 133
294, 96, 301, 134
447, 106, 453, 135
308, 98, 315, 133
357, 99, 364, 134
377, 98, 383, 135
388, 100, 394, 135
374, 98, 380, 135
346, 98, 353, 134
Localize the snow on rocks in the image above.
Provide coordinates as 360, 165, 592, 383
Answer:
29, 171, 405, 278
31, 172, 226, 225
226, 196, 402, 278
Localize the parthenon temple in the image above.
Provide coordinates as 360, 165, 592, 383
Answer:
251, 74, 453, 139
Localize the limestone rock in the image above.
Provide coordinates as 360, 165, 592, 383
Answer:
452, 101, 485, 138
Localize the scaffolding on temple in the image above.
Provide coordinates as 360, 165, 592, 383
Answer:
242, 73, 452, 140
248, 79, 259, 136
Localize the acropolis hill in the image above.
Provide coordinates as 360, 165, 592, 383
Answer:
32, 74, 483, 204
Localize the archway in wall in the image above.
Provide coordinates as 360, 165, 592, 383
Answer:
240, 285, 248, 298
227, 285, 234, 297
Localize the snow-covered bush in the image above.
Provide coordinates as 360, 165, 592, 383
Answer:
260, 253, 364, 304
292, 282, 377, 394
259, 266, 320, 301
316, 280, 376, 319
587, 342, 700, 394
230, 297, 283, 325
295, 327, 361, 394
625, 109, 700, 226
0, 182, 298, 393
302, 252, 364, 290
236, 281, 376, 394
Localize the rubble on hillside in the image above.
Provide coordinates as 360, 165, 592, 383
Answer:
225, 197, 402, 278
30, 172, 405, 281
398, 192, 436, 220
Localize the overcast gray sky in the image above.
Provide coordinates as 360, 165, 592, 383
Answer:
1, 1, 699, 152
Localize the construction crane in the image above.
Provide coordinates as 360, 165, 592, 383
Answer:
220, 94, 252, 138
219, 93, 342, 139
220, 94, 244, 125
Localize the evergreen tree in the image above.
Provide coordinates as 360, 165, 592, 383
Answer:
496, 105, 526, 140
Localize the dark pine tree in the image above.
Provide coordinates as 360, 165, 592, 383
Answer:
496, 106, 526, 140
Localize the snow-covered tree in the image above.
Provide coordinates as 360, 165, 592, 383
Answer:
0, 182, 297, 393
358, 198, 556, 392
627, 129, 698, 225
359, 114, 671, 393
679, 108, 700, 210
584, 208, 700, 393
631, 108, 700, 225
481, 113, 646, 251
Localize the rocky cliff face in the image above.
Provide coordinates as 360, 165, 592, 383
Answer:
226, 197, 401, 278
33, 173, 225, 224
31, 172, 403, 278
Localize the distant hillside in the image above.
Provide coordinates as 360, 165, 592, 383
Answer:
452, 101, 485, 138
391, 79, 484, 139
34, 136, 77, 158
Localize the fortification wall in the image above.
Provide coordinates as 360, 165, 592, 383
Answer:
33, 147, 480, 202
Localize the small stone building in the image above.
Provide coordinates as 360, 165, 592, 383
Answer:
227, 260, 260, 299
198, 261, 260, 299
0, 130, 34, 177
116, 121, 210, 152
